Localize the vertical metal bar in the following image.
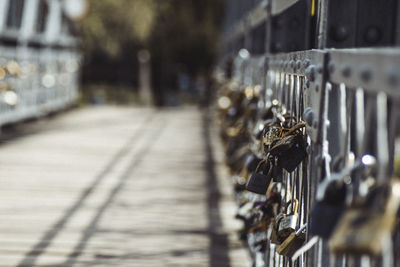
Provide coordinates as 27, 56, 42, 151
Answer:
280, 72, 285, 103
289, 74, 294, 123
338, 83, 348, 166
387, 100, 397, 178
265, 0, 271, 55
376, 92, 389, 183
19, 0, 39, 43
354, 88, 365, 158
0, 0, 9, 32
317, 0, 329, 49
45, 0, 62, 44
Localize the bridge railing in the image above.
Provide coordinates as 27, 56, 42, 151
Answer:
0, 0, 80, 127
218, 1, 400, 266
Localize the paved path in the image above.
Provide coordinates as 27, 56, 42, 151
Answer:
0, 106, 249, 266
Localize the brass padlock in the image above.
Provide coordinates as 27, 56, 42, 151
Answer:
277, 224, 306, 257
329, 179, 400, 256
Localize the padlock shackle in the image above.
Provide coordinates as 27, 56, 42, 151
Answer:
283, 121, 306, 137
316, 154, 376, 201
295, 223, 307, 235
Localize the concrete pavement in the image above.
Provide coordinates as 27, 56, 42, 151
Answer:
0, 106, 250, 267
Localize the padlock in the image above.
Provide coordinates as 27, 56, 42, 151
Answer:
329, 178, 400, 256
246, 160, 272, 195
311, 155, 375, 238
263, 125, 282, 147
246, 173, 271, 195
271, 133, 307, 172
278, 199, 299, 240
310, 179, 346, 238
270, 215, 283, 245
277, 224, 306, 257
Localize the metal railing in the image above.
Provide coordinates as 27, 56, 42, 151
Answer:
0, 0, 80, 127
218, 0, 400, 266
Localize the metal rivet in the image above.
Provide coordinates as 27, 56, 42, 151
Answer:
341, 65, 351, 78
317, 64, 323, 74
332, 25, 348, 41
303, 59, 310, 68
305, 65, 316, 82
360, 66, 372, 82
296, 60, 302, 69
303, 107, 314, 126
290, 60, 295, 69
364, 26, 381, 44
284, 61, 289, 68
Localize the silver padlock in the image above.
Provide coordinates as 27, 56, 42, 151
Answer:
278, 199, 299, 239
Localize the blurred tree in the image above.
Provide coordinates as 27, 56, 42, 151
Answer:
79, 0, 224, 105
80, 0, 155, 56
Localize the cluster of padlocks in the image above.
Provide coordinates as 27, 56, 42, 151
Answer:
0, 0, 81, 127
215, 51, 400, 266
0, 47, 80, 127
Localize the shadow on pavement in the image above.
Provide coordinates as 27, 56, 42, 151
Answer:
203, 108, 231, 267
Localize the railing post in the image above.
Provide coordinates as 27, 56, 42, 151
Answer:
19, 0, 39, 43
0, 0, 9, 33
45, 0, 62, 45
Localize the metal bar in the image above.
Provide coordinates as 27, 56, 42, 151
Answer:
328, 48, 400, 98
0, 0, 10, 32
19, 0, 39, 43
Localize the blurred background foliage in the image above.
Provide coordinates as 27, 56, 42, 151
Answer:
78, 0, 224, 106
